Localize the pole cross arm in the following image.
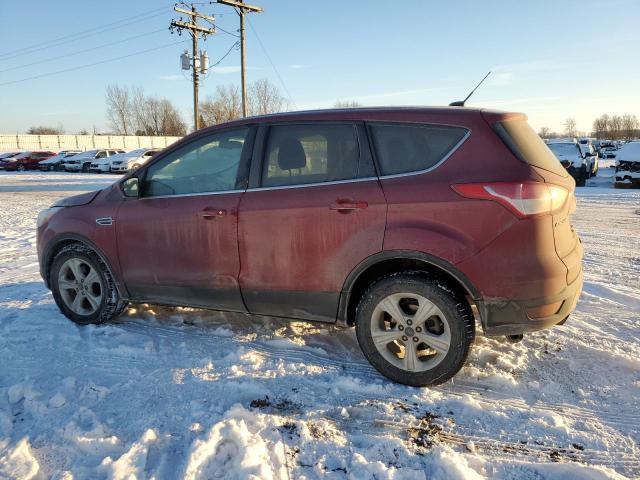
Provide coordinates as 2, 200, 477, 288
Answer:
174, 7, 216, 22
217, 0, 263, 13
171, 20, 216, 35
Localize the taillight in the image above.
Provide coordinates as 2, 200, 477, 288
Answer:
451, 182, 570, 218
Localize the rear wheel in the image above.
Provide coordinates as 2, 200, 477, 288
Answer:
17, 164, 25, 171
355, 272, 474, 386
50, 244, 127, 325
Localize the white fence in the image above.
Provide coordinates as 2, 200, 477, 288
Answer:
0, 134, 183, 152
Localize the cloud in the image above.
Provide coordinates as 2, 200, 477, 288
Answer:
159, 74, 185, 81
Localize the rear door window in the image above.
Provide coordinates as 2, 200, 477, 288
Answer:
368, 123, 468, 176
261, 123, 368, 187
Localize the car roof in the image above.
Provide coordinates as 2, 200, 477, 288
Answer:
195, 106, 521, 132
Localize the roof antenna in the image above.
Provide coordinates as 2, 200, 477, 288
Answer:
449, 71, 491, 107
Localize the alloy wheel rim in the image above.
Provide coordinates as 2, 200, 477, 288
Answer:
370, 292, 451, 372
58, 258, 103, 315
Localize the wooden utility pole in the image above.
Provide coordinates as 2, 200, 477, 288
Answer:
217, 0, 262, 117
170, 5, 216, 131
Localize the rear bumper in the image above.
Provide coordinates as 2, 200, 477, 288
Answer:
478, 269, 583, 336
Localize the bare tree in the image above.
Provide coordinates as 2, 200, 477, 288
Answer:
609, 115, 623, 140
200, 85, 242, 127
538, 126, 551, 139
564, 118, 577, 138
105, 84, 133, 135
621, 114, 639, 140
27, 125, 64, 134
592, 114, 610, 138
334, 100, 363, 108
249, 79, 287, 116
106, 85, 186, 136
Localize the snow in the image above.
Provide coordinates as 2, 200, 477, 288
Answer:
615, 141, 640, 163
0, 170, 638, 479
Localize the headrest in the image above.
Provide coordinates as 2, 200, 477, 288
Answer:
277, 137, 306, 170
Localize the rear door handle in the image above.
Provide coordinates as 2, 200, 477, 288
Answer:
329, 199, 368, 213
199, 208, 227, 219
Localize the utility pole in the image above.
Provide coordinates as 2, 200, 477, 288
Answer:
217, 0, 262, 117
170, 4, 216, 131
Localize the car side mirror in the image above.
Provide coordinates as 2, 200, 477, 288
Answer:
122, 177, 140, 198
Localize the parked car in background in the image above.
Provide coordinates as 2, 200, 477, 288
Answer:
109, 148, 161, 173
578, 142, 598, 177
89, 154, 120, 173
600, 141, 618, 159
38, 150, 82, 171
547, 141, 587, 186
37, 107, 583, 386
0, 151, 24, 164
2, 151, 55, 171
64, 149, 124, 172
614, 141, 640, 187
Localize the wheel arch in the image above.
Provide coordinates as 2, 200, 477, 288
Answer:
337, 250, 480, 327
42, 233, 129, 298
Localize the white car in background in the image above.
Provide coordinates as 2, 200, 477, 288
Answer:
547, 140, 588, 186
109, 148, 161, 173
38, 150, 82, 171
578, 142, 598, 177
65, 149, 124, 172
614, 141, 640, 188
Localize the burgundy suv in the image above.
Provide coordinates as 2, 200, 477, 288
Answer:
36, 108, 583, 386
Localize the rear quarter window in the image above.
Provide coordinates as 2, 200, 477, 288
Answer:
368, 123, 468, 176
493, 119, 567, 176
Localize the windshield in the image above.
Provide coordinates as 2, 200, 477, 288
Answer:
548, 143, 580, 157
70, 150, 98, 159
123, 149, 146, 158
13, 152, 32, 159
493, 119, 567, 176
42, 154, 65, 162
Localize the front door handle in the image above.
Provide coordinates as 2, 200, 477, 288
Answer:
329, 199, 368, 213
199, 208, 227, 219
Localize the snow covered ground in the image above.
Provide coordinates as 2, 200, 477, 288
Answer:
0, 169, 638, 479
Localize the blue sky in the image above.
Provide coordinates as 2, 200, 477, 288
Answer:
1, 0, 638, 134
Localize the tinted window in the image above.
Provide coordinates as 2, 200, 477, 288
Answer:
145, 128, 249, 197
369, 123, 468, 176
494, 119, 567, 176
262, 124, 360, 187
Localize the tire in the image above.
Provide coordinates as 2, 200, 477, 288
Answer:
576, 169, 587, 187
355, 272, 474, 387
81, 163, 90, 173
49, 165, 55, 171
50, 243, 128, 325
17, 164, 25, 172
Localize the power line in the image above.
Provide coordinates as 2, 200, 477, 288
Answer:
212, 41, 240, 67
0, 41, 187, 87
0, 28, 168, 74
0, 10, 169, 62
246, 17, 294, 106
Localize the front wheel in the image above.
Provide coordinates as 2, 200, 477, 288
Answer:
17, 164, 25, 171
355, 272, 474, 387
50, 244, 127, 324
